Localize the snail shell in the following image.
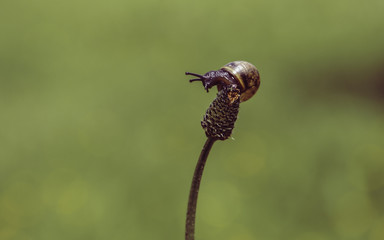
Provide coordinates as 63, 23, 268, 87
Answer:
221, 61, 260, 102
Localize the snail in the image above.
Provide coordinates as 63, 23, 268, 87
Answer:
186, 61, 260, 102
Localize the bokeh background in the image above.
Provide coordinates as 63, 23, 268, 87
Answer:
1, 0, 384, 239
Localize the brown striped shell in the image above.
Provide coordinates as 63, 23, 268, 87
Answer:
221, 61, 260, 102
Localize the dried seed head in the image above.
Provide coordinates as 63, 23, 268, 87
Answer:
201, 85, 240, 140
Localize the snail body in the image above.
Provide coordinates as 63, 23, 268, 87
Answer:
186, 61, 260, 102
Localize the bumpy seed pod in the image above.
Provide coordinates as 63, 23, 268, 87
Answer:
201, 85, 240, 140
186, 61, 260, 102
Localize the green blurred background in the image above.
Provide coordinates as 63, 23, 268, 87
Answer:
1, 0, 384, 239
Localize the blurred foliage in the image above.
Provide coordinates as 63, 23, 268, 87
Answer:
1, 0, 384, 239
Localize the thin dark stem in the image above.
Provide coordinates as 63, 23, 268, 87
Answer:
185, 137, 217, 240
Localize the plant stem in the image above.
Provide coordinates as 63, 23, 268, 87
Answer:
185, 137, 217, 240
